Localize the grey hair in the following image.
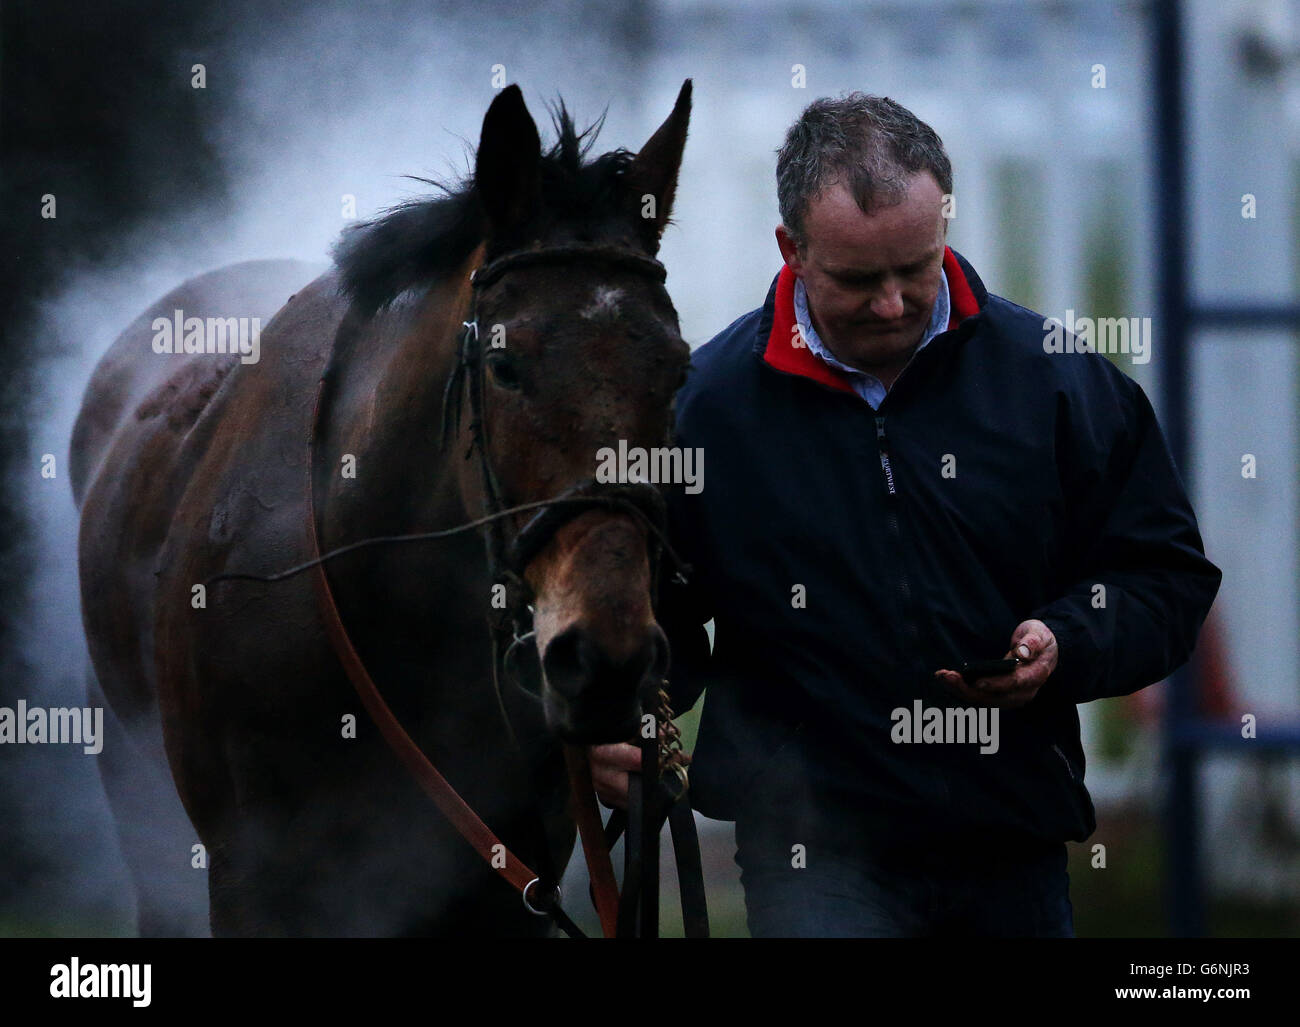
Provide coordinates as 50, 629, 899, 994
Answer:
776, 93, 952, 248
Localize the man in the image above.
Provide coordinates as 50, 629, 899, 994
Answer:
590, 94, 1221, 937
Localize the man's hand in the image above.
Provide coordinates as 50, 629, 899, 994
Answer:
588, 741, 642, 810
933, 620, 1058, 708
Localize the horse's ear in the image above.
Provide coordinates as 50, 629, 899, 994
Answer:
626, 79, 692, 253
476, 85, 542, 242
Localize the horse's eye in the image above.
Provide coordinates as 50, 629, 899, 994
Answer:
485, 352, 521, 390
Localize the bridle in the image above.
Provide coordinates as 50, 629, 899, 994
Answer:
212, 242, 708, 938
443, 243, 707, 938
442, 243, 685, 644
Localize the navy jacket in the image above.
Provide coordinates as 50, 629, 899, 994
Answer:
658, 247, 1222, 850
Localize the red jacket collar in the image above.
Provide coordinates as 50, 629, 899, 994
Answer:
760, 245, 982, 392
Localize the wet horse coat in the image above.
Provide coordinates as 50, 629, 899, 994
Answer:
72, 83, 693, 936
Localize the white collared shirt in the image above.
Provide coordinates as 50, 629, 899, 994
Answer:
793, 272, 951, 409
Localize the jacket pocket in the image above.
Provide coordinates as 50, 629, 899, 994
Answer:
737, 720, 808, 811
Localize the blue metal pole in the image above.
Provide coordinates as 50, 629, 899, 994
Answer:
1152, 0, 1203, 938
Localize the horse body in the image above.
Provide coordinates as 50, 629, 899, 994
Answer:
73, 83, 692, 936
72, 259, 327, 935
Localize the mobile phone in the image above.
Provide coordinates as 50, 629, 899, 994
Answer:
957, 657, 1020, 683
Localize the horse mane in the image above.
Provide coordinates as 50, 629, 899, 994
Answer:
332, 102, 636, 314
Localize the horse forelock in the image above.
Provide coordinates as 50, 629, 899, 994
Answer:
331, 100, 646, 318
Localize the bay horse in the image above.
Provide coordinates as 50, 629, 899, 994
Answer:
71, 81, 693, 936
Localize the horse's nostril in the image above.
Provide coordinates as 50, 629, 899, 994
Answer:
540, 628, 591, 700
541, 625, 666, 704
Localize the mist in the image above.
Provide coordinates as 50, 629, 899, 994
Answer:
3, 0, 729, 936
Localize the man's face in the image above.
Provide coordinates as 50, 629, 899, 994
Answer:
776, 171, 947, 376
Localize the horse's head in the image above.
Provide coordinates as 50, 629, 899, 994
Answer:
467, 82, 693, 743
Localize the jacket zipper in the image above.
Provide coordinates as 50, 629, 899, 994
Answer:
874, 415, 922, 657
874, 415, 949, 807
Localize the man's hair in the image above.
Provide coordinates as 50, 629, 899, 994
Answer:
776, 93, 952, 248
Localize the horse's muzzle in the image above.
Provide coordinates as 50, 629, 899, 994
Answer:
540, 622, 669, 743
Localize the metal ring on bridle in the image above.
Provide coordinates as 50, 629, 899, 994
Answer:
522, 877, 558, 916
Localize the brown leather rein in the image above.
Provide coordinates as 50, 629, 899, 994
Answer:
212, 243, 706, 938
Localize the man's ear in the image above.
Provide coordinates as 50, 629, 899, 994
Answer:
776, 225, 804, 274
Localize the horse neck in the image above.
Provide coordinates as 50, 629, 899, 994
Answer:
313, 249, 507, 728
320, 248, 484, 548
